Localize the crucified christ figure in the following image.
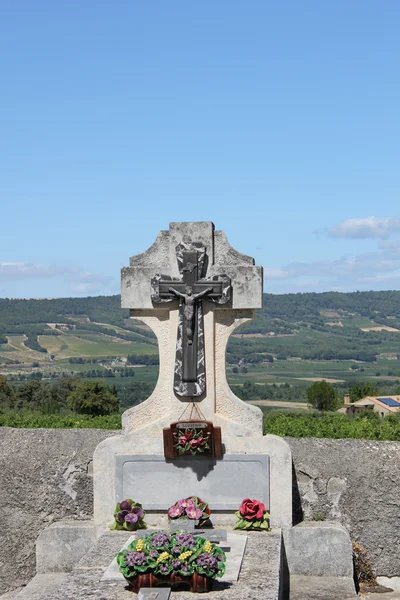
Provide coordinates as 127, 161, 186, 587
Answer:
168, 285, 213, 345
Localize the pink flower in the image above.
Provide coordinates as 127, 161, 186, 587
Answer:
168, 505, 183, 518
177, 498, 195, 510
189, 439, 199, 449
178, 435, 189, 446
186, 507, 203, 520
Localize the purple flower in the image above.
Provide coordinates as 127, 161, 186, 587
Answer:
120, 500, 132, 511
196, 552, 218, 571
186, 507, 203, 520
180, 562, 190, 572
159, 563, 169, 573
149, 550, 159, 558
125, 512, 139, 524
171, 559, 181, 569
116, 510, 128, 521
172, 545, 182, 555
125, 551, 146, 567
175, 533, 195, 547
168, 505, 183, 518
150, 532, 171, 547
131, 506, 144, 518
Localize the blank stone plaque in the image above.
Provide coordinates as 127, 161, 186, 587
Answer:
115, 454, 269, 510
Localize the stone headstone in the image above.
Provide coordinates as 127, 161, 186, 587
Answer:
93, 222, 292, 529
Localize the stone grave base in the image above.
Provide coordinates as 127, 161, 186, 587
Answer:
15, 528, 285, 600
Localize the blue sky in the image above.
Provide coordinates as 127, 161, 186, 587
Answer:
1, 1, 399, 298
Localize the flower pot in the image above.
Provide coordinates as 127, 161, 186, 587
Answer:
125, 571, 213, 593
163, 420, 222, 459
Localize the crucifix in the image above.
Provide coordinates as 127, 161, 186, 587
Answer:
151, 242, 231, 398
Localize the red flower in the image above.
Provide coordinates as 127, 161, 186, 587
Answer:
189, 438, 199, 449
239, 498, 266, 520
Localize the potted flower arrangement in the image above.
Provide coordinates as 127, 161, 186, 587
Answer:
174, 427, 210, 456
233, 498, 271, 531
109, 498, 147, 531
117, 530, 226, 593
168, 497, 211, 528
163, 420, 222, 459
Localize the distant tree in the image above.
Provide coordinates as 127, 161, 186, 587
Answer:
16, 380, 45, 408
0, 375, 16, 408
51, 377, 79, 409
307, 381, 338, 411
349, 381, 379, 403
67, 381, 119, 416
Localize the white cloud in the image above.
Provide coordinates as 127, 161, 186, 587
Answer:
329, 216, 400, 239
264, 246, 400, 293
0, 262, 114, 294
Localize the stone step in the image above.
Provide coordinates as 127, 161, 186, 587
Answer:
14, 575, 68, 600
289, 575, 357, 599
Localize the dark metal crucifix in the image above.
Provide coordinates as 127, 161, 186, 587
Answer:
151, 242, 231, 398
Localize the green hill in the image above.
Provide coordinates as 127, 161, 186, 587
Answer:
1, 291, 400, 392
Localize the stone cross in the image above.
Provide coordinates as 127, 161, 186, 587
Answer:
151, 241, 231, 397
121, 222, 263, 437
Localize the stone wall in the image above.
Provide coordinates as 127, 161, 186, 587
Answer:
288, 437, 400, 578
1, 429, 400, 594
0, 428, 119, 595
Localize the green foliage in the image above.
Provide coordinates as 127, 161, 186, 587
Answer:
263, 411, 400, 440
349, 381, 380, 402
0, 409, 121, 429
232, 380, 305, 401
67, 380, 119, 415
306, 380, 338, 411
0, 376, 16, 408
24, 336, 47, 353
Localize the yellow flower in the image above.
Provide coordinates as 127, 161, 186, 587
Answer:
178, 550, 192, 560
136, 539, 144, 551
204, 541, 212, 553
157, 552, 169, 563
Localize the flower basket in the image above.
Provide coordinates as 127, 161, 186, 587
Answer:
163, 420, 222, 459
117, 531, 226, 594
168, 496, 211, 528
125, 571, 213, 593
